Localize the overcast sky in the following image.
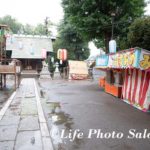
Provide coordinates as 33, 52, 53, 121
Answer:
0, 0, 149, 26
0, 0, 64, 25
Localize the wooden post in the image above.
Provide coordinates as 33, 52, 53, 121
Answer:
14, 74, 16, 91
4, 74, 6, 87
0, 74, 2, 89
14, 62, 16, 90
17, 74, 21, 88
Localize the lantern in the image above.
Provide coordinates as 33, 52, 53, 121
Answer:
57, 49, 62, 59
109, 40, 116, 53
61, 49, 67, 61
57, 49, 67, 61
42, 49, 47, 59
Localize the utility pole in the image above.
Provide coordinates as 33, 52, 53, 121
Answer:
111, 13, 115, 40
45, 17, 49, 36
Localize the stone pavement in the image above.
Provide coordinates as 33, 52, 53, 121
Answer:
0, 78, 53, 150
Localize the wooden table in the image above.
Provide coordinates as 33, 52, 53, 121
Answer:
0, 64, 21, 90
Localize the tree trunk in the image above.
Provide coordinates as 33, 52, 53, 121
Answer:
104, 31, 111, 54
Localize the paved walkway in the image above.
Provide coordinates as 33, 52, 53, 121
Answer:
0, 78, 53, 150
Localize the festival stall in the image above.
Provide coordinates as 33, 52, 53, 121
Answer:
68, 60, 88, 80
96, 48, 150, 112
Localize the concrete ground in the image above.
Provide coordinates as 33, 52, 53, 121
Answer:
0, 78, 53, 150
0, 75, 150, 150
38, 74, 150, 150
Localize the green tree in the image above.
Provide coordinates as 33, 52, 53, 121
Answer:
0, 15, 53, 36
54, 20, 89, 60
0, 15, 22, 33
62, 0, 145, 53
23, 24, 34, 35
24, 22, 52, 36
34, 24, 46, 35
127, 16, 150, 50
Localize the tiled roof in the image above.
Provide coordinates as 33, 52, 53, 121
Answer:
6, 34, 53, 59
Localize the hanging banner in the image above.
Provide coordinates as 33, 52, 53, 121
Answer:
95, 48, 150, 70
139, 50, 150, 70
96, 55, 108, 67
108, 49, 140, 68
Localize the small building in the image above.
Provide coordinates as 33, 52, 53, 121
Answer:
95, 48, 150, 112
6, 34, 53, 72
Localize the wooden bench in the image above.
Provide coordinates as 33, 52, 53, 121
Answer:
0, 60, 21, 90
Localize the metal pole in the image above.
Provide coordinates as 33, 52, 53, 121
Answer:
111, 13, 115, 40
111, 16, 114, 39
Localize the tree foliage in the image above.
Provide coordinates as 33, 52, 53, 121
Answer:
0, 15, 51, 35
34, 24, 47, 35
62, 0, 145, 52
23, 24, 34, 35
0, 15, 22, 34
128, 16, 150, 50
23, 23, 47, 35
53, 20, 89, 60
